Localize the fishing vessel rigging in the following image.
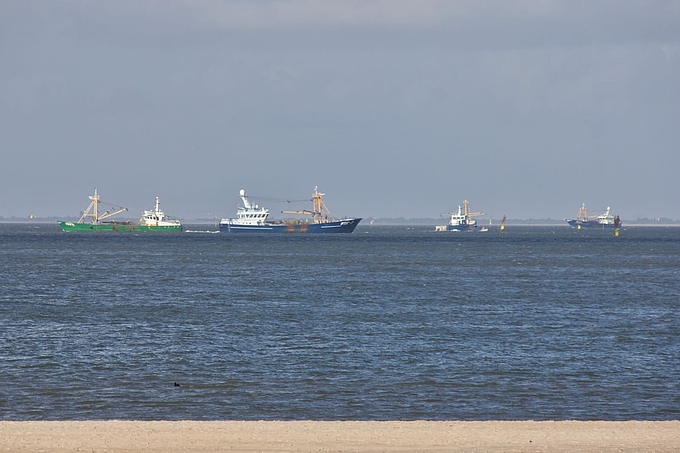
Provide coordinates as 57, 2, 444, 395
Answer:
58, 189, 182, 232
436, 199, 485, 232
219, 187, 361, 233
566, 204, 620, 229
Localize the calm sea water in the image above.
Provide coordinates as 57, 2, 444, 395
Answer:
1, 222, 678, 421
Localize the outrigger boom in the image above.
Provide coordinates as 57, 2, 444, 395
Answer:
58, 189, 182, 232
281, 186, 335, 223
219, 186, 361, 233
78, 188, 128, 224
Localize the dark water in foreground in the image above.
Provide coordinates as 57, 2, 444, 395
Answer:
1, 223, 679, 421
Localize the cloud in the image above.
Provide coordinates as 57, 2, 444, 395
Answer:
5, 1, 678, 52
161, 0, 678, 37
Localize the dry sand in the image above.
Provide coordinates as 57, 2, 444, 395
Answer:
1, 420, 679, 452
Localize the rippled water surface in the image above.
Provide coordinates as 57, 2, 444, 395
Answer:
1, 223, 679, 420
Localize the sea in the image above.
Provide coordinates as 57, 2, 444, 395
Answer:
1, 222, 678, 421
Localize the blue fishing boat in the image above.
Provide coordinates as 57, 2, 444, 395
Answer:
566, 204, 621, 229
219, 187, 361, 233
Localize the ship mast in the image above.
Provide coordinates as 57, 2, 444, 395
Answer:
239, 189, 254, 210
78, 188, 100, 223
77, 188, 128, 224
311, 186, 324, 224
462, 199, 485, 223
281, 186, 334, 223
577, 203, 588, 222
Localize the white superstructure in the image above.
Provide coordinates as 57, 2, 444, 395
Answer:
439, 199, 485, 231
140, 197, 182, 227
220, 189, 270, 227
596, 207, 615, 225
446, 204, 476, 229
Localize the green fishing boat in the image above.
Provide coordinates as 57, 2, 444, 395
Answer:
58, 189, 182, 232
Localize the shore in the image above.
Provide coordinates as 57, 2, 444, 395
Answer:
1, 421, 679, 452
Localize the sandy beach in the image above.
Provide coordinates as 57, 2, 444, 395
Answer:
1, 420, 678, 452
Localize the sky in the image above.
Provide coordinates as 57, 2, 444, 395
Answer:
1, 0, 679, 221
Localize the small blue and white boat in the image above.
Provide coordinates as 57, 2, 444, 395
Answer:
219, 187, 361, 233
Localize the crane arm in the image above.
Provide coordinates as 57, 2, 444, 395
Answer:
98, 207, 129, 221
282, 210, 314, 215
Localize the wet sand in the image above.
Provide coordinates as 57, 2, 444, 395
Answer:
1, 420, 679, 452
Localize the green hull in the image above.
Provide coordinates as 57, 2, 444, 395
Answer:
59, 221, 182, 233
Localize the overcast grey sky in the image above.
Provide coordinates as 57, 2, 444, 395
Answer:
1, 1, 679, 220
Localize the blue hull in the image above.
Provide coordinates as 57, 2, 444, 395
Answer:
567, 220, 619, 229
447, 224, 476, 232
220, 218, 361, 233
